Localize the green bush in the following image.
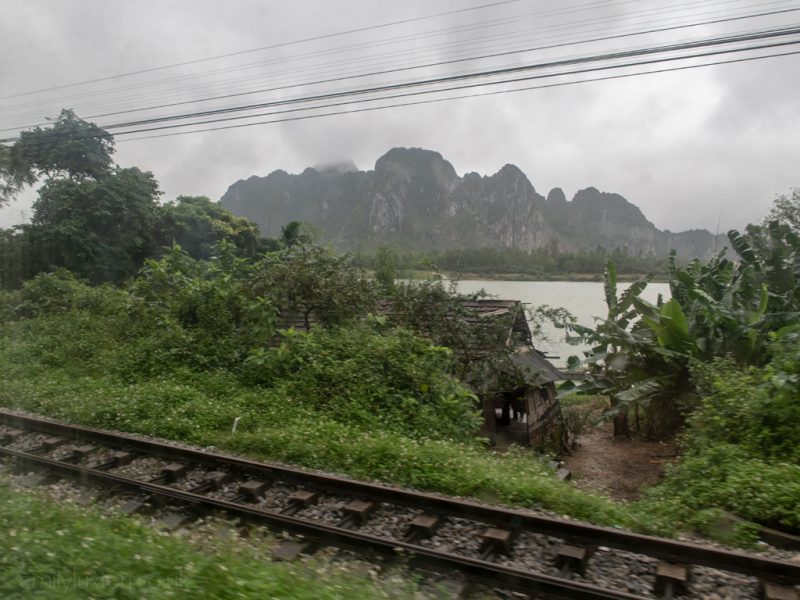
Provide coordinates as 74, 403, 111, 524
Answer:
245, 325, 481, 442
639, 444, 800, 530
635, 327, 800, 532
689, 356, 800, 464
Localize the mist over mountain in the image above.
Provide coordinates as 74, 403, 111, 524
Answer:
220, 147, 726, 259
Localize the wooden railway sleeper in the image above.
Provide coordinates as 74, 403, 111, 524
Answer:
403, 515, 441, 543
281, 490, 319, 516
92, 450, 136, 471
120, 493, 162, 515
654, 561, 690, 598
555, 543, 596, 577
337, 500, 377, 529
479, 527, 515, 562
760, 580, 799, 600
272, 539, 316, 561
61, 444, 98, 464
28, 436, 65, 454
231, 479, 272, 503
187, 470, 234, 495
1, 429, 25, 444
148, 462, 191, 485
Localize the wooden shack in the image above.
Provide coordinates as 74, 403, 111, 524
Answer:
460, 299, 568, 451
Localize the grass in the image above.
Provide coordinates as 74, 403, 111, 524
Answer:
0, 367, 642, 532
0, 481, 427, 600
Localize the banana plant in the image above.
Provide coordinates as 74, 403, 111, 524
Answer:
563, 194, 800, 438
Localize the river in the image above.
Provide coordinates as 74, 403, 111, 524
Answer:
452, 280, 671, 368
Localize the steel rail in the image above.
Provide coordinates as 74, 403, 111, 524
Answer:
0, 445, 644, 600
1, 409, 798, 587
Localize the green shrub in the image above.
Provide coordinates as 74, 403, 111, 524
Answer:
0, 247, 647, 536
635, 327, 800, 533
638, 444, 800, 530
690, 359, 800, 464
244, 325, 481, 442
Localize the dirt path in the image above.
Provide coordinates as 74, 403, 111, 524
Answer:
564, 420, 677, 501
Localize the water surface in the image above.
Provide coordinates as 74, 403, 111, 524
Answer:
453, 280, 670, 367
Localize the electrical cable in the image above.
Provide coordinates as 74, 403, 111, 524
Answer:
103, 38, 800, 137
2, 1, 797, 147
71, 25, 800, 133
4, 37, 795, 145
118, 47, 800, 143
68, 3, 800, 125
1, 0, 784, 122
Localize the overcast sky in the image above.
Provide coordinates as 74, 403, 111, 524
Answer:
1, 0, 798, 233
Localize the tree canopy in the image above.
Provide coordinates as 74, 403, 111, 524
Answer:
160, 195, 267, 260
0, 111, 270, 288
27, 167, 162, 283
2, 110, 114, 203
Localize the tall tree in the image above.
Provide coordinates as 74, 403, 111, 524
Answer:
2, 109, 114, 202
0, 111, 167, 285
29, 167, 162, 283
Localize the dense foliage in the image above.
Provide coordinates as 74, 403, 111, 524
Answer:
0, 109, 114, 206
160, 195, 272, 260
0, 248, 481, 443
0, 262, 638, 531
566, 188, 800, 439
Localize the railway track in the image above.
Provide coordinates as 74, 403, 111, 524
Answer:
0, 409, 797, 600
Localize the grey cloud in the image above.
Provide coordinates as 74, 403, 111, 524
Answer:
1, 0, 798, 235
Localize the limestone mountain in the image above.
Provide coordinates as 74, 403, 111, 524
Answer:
220, 147, 725, 258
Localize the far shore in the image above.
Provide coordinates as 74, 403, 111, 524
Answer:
398, 270, 667, 283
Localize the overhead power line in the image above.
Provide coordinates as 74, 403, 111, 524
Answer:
40, 25, 800, 135
31, 3, 800, 129
119, 48, 800, 143
3, 37, 797, 145
1, 2, 798, 147
0, 0, 639, 118
104, 38, 800, 137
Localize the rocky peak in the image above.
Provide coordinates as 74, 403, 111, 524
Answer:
571, 187, 653, 228
219, 147, 724, 259
375, 147, 457, 187
546, 187, 567, 204
495, 163, 526, 178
